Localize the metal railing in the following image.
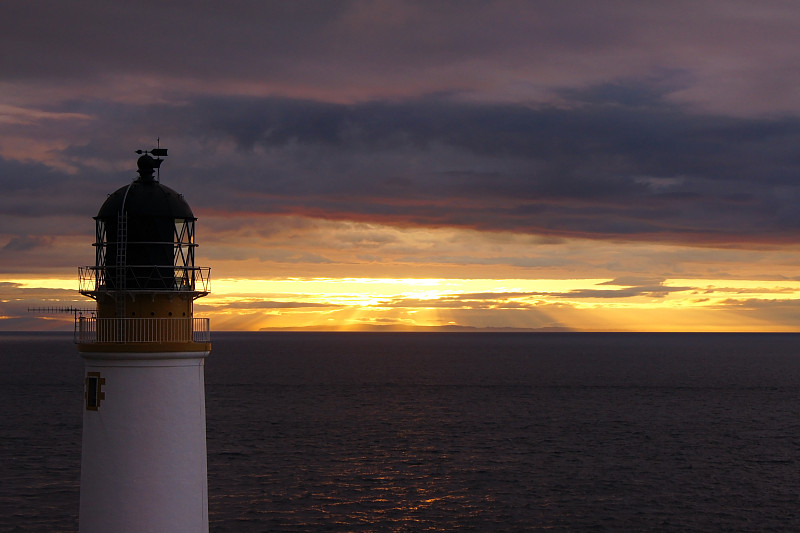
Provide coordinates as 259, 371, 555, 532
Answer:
78, 266, 211, 295
75, 317, 211, 344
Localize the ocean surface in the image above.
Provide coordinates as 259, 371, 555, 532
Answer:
2, 331, 800, 531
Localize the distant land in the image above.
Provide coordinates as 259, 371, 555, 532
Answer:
258, 325, 577, 333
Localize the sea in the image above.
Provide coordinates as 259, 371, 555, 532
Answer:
2, 331, 800, 532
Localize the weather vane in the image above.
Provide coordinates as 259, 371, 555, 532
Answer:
135, 138, 168, 180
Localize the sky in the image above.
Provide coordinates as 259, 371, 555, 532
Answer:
3, 0, 800, 331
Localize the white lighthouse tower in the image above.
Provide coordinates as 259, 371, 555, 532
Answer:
76, 148, 212, 532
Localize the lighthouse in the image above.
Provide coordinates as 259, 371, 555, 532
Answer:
75, 148, 212, 532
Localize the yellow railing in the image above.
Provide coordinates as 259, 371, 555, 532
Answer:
75, 317, 210, 344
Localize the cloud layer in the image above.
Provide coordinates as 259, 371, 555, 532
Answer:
3, 2, 800, 330
5, 92, 800, 247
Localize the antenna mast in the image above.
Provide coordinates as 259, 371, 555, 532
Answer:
156, 137, 161, 181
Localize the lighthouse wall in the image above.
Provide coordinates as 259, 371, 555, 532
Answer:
79, 352, 210, 533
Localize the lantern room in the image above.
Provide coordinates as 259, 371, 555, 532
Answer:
77, 148, 210, 345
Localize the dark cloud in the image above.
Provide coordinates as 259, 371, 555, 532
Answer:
709, 297, 800, 327
458, 285, 695, 301
718, 298, 800, 309
379, 296, 537, 310
5, 1, 800, 117
598, 277, 667, 287
0, 156, 118, 219
552, 284, 694, 299
106, 91, 800, 244
4, 82, 800, 249
371, 283, 697, 309
0, 284, 86, 327
3, 235, 52, 252
700, 286, 798, 295
5, 87, 800, 248
217, 300, 337, 309
0, 2, 344, 82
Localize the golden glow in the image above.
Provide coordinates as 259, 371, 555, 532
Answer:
6, 277, 76, 290
6, 226, 800, 333
194, 277, 800, 332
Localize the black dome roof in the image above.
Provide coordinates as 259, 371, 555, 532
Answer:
97, 179, 195, 220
